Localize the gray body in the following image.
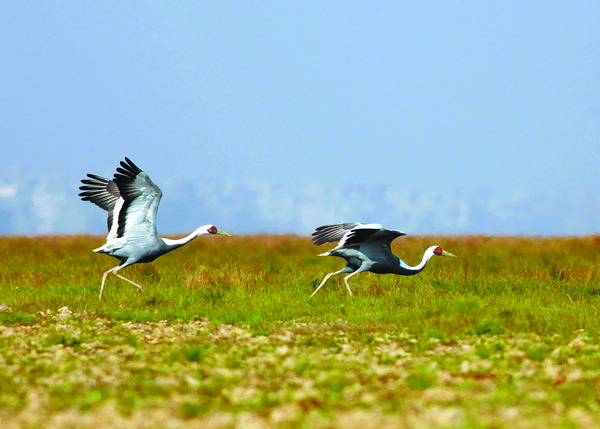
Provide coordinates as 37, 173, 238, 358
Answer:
311, 223, 455, 296
80, 157, 224, 298
328, 245, 421, 276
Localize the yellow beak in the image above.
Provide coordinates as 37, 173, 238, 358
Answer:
442, 250, 457, 258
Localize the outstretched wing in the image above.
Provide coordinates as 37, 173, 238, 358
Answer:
311, 223, 361, 246
339, 224, 406, 248
112, 157, 163, 242
79, 174, 121, 231
352, 225, 406, 246
313, 223, 406, 248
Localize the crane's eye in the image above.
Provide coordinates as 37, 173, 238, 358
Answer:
434, 247, 442, 255
208, 226, 217, 234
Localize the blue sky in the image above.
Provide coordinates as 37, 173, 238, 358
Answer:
1, 2, 598, 235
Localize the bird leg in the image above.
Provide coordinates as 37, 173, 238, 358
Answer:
342, 271, 363, 296
113, 272, 144, 293
99, 265, 144, 300
99, 266, 117, 300
311, 267, 357, 297
311, 270, 344, 297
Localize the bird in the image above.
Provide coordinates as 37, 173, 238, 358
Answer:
310, 223, 456, 297
79, 157, 230, 299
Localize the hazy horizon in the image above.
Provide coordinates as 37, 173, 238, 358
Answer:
1, 3, 598, 236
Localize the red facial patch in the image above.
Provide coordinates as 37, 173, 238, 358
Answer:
208, 226, 217, 234
434, 246, 442, 255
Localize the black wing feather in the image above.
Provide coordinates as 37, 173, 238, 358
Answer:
112, 157, 145, 238
113, 157, 144, 201
78, 173, 121, 231
311, 223, 360, 246
342, 228, 380, 246
112, 157, 162, 239
312, 223, 406, 248
344, 227, 405, 248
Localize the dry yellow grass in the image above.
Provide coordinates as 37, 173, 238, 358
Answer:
1, 234, 600, 427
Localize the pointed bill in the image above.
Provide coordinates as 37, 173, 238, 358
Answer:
442, 250, 457, 258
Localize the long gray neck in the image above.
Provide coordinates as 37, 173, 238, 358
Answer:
161, 226, 207, 252
394, 247, 436, 276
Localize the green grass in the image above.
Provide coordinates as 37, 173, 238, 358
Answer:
1, 234, 600, 427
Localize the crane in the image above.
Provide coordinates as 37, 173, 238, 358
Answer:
310, 223, 456, 297
79, 157, 229, 299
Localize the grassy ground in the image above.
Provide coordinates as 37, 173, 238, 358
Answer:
0, 234, 599, 427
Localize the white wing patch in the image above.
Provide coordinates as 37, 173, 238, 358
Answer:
336, 223, 383, 248
94, 197, 127, 253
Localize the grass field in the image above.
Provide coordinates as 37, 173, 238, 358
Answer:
1, 234, 600, 428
